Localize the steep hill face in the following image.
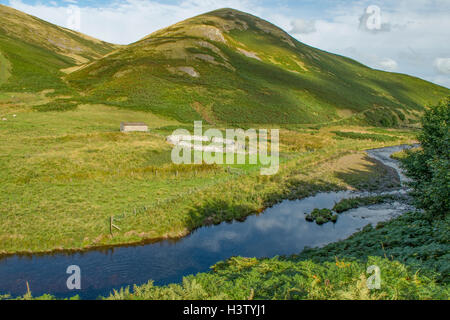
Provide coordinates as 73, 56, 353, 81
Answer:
0, 4, 118, 93
67, 8, 449, 125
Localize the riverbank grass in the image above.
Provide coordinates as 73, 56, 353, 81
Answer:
332, 195, 398, 213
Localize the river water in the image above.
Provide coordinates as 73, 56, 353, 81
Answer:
0, 145, 416, 299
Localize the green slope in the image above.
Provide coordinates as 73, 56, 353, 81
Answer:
67, 8, 449, 126
0, 51, 11, 86
0, 4, 119, 94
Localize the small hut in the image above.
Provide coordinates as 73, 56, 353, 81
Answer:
120, 122, 149, 132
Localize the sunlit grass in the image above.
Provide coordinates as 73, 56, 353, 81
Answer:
0, 103, 418, 254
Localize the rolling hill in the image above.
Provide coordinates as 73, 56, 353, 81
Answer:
1, 6, 448, 126
0, 4, 119, 94
66, 8, 449, 126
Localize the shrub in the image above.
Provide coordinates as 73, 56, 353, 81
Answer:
402, 97, 449, 218
331, 131, 396, 142
332, 195, 395, 213
33, 100, 78, 112
305, 208, 337, 225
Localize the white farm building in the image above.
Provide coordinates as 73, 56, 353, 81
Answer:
120, 122, 149, 133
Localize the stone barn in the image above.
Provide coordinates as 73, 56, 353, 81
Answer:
120, 122, 149, 132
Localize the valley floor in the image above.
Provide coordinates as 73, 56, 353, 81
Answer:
0, 97, 417, 255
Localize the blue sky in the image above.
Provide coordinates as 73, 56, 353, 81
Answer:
1, 0, 449, 88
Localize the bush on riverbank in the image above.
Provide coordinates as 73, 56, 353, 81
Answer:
332, 195, 397, 213
390, 150, 410, 161
401, 97, 449, 219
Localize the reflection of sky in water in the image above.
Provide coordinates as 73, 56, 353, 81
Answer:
0, 190, 409, 299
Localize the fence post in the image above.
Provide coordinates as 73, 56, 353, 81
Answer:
110, 216, 121, 236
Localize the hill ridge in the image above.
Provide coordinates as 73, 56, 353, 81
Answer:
0, 4, 120, 94
0, 4, 119, 63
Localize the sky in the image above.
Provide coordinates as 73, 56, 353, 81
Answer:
1, 0, 449, 88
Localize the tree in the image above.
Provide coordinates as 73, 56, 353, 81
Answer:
402, 97, 449, 218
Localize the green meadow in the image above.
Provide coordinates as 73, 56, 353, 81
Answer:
0, 98, 417, 254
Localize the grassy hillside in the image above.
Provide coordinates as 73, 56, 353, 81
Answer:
67, 8, 449, 126
0, 4, 118, 95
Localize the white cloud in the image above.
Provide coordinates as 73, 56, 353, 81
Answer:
434, 58, 450, 75
379, 58, 398, 71
290, 19, 316, 34
296, 1, 450, 88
